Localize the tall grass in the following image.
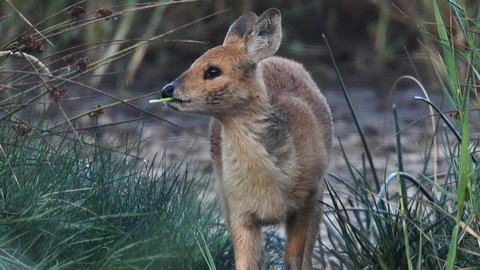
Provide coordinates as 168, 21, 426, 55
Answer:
320, 0, 480, 269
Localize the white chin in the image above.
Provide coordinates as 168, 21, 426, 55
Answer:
164, 102, 179, 110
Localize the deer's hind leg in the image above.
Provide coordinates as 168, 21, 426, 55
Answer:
302, 184, 324, 270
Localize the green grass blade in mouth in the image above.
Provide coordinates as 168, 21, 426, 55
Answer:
149, 97, 175, 103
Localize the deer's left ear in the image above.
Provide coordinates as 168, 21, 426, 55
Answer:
244, 8, 281, 63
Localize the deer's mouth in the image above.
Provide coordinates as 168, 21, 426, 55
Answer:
171, 97, 191, 103
165, 97, 192, 111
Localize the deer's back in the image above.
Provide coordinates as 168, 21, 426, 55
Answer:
261, 56, 333, 170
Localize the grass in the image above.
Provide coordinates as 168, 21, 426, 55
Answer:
2, 0, 480, 269
319, 0, 480, 269
0, 122, 235, 269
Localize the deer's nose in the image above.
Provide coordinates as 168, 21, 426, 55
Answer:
161, 84, 174, 98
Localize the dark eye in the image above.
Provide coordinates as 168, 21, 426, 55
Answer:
203, 66, 222, 80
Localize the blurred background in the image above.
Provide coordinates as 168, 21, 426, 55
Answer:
3, 0, 475, 89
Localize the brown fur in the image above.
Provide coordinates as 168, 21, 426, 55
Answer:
161, 8, 333, 270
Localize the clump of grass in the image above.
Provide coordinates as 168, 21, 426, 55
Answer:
0, 119, 235, 269
319, 1, 480, 269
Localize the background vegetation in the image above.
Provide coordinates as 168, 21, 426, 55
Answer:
3, 0, 478, 90
1, 0, 480, 269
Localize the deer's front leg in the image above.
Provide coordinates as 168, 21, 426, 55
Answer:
230, 217, 265, 270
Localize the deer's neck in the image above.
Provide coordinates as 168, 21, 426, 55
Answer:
219, 102, 295, 179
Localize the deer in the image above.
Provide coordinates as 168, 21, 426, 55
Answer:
159, 8, 333, 270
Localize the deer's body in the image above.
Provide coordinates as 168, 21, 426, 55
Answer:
161, 8, 332, 270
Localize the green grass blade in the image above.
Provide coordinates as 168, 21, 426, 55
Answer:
433, 0, 460, 98
445, 225, 459, 270
397, 166, 413, 270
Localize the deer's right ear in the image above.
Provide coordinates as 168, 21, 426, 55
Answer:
223, 12, 258, 47
244, 8, 281, 63
224, 9, 281, 63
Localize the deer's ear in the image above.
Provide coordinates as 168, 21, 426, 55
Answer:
244, 8, 281, 63
223, 8, 282, 63
223, 12, 258, 47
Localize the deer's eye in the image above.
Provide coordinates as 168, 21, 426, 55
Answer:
204, 66, 222, 80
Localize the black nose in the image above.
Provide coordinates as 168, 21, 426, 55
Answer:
162, 84, 174, 98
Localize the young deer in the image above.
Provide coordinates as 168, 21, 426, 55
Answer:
160, 8, 333, 270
